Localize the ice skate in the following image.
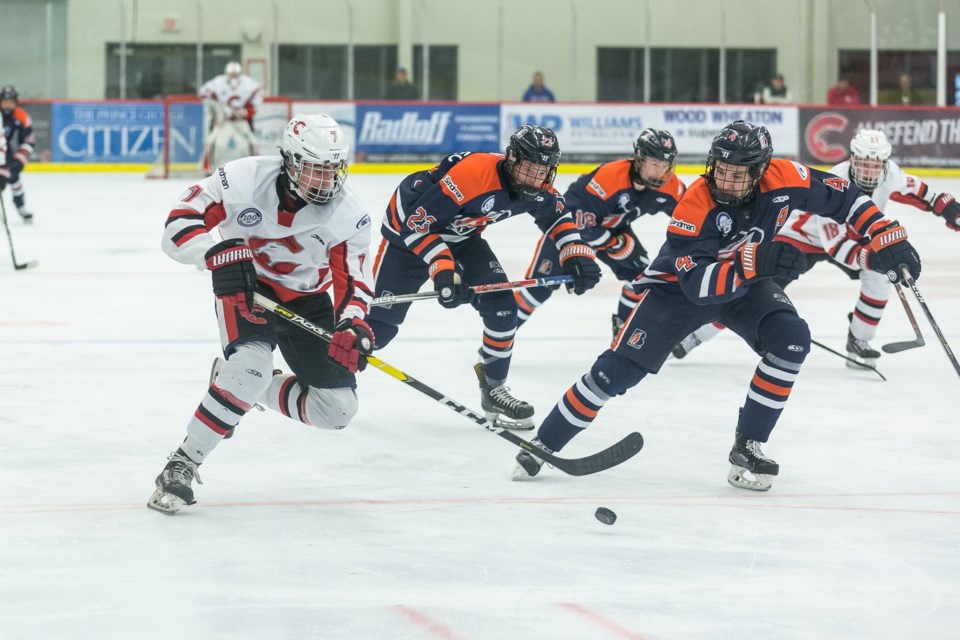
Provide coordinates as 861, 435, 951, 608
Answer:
845, 314, 880, 368
671, 331, 702, 360
474, 362, 534, 430
512, 438, 553, 480
727, 432, 779, 491
147, 450, 203, 514
16, 205, 33, 223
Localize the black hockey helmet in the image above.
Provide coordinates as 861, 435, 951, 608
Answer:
0, 85, 18, 115
704, 120, 773, 206
505, 124, 561, 201
632, 128, 678, 188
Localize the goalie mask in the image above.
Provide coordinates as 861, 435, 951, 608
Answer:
279, 114, 349, 205
849, 129, 891, 194
505, 124, 561, 201
704, 120, 773, 207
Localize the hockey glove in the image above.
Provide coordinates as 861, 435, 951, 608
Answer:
869, 221, 921, 283
431, 261, 474, 309
931, 193, 960, 231
205, 238, 263, 323
603, 228, 649, 271
559, 243, 602, 295
735, 241, 807, 282
327, 317, 375, 373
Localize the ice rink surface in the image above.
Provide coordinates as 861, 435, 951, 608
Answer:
0, 169, 957, 639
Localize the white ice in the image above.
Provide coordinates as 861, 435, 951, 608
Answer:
0, 170, 957, 640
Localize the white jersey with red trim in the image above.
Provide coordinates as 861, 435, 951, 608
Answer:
774, 159, 936, 269
161, 155, 374, 320
197, 74, 263, 119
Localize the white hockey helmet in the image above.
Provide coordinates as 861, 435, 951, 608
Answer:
279, 114, 349, 205
849, 129, 891, 192
224, 61, 243, 77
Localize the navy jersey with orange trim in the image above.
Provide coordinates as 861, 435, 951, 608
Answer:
381, 151, 582, 268
563, 159, 686, 247
2, 107, 34, 167
638, 158, 892, 305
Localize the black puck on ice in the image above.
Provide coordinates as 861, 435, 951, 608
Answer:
594, 507, 617, 525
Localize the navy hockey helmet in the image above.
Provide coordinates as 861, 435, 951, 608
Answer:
505, 124, 561, 201
633, 128, 678, 189
704, 120, 773, 206
0, 85, 18, 115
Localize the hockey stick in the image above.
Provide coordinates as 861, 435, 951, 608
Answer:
369, 275, 574, 307
881, 283, 925, 353
0, 198, 38, 271
811, 339, 887, 381
252, 292, 644, 476
899, 266, 960, 379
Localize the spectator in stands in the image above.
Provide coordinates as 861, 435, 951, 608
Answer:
522, 72, 556, 102
827, 76, 860, 105
384, 67, 419, 101
757, 73, 791, 104
897, 73, 919, 106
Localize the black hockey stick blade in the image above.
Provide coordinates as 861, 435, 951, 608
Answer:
13, 260, 38, 271
881, 337, 925, 354
811, 339, 887, 381
503, 429, 644, 476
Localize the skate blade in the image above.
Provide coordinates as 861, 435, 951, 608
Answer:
727, 465, 774, 491
147, 488, 187, 515
485, 411, 534, 431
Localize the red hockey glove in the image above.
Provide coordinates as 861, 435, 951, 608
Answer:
931, 193, 960, 231
735, 241, 806, 282
205, 238, 263, 323
868, 221, 921, 283
327, 317, 375, 373
559, 243, 602, 294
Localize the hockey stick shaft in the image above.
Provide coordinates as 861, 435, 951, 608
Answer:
252, 292, 643, 476
881, 283, 925, 353
369, 275, 574, 307
0, 198, 36, 271
900, 267, 960, 379
811, 339, 887, 381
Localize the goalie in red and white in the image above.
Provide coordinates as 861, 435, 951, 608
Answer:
673, 128, 959, 367
150, 114, 375, 514
197, 60, 264, 172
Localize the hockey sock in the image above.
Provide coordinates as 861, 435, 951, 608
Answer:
514, 287, 549, 327
478, 293, 519, 386
738, 313, 810, 442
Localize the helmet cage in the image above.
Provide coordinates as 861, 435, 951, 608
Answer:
703, 120, 773, 206
506, 125, 561, 201
633, 128, 678, 189
0, 85, 18, 115
849, 129, 891, 192
283, 154, 347, 205
279, 114, 349, 205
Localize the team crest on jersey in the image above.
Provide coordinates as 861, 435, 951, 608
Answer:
627, 329, 646, 349
237, 208, 262, 227
481, 195, 496, 214
716, 212, 733, 235
618, 193, 631, 211
538, 259, 554, 274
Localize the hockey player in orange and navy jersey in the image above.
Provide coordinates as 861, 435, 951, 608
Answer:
367, 125, 602, 430
513, 120, 922, 491
514, 128, 685, 336
1, 86, 36, 222
149, 114, 375, 514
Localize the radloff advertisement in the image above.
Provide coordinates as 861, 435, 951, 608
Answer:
799, 107, 960, 168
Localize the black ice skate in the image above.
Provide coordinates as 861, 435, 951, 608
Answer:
16, 205, 33, 223
845, 314, 881, 368
671, 332, 702, 360
727, 432, 779, 491
513, 438, 553, 480
147, 450, 203, 514
474, 361, 535, 430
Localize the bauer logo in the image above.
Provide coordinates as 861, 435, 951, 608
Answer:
627, 329, 646, 349
358, 111, 451, 145
237, 208, 262, 227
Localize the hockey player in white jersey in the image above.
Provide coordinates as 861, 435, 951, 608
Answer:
197, 61, 264, 172
149, 114, 375, 514
672, 129, 959, 365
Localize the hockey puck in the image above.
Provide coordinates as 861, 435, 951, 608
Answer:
594, 507, 617, 525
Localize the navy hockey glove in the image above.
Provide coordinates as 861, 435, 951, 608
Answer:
431, 261, 474, 309
205, 238, 263, 323
869, 221, 921, 283
603, 229, 649, 271
931, 193, 960, 231
735, 241, 806, 282
327, 317, 374, 373
559, 243, 602, 295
